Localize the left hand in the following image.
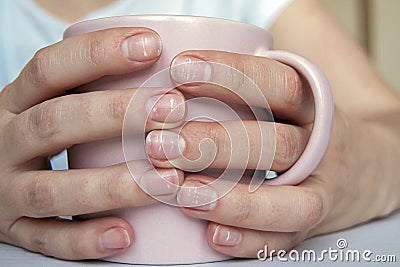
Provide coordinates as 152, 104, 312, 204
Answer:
145, 50, 399, 258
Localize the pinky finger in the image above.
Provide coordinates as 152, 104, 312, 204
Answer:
7, 216, 134, 260
206, 222, 305, 259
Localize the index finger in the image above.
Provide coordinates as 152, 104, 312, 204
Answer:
1, 27, 162, 114
170, 51, 314, 125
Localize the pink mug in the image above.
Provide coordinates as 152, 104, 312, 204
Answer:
64, 15, 334, 265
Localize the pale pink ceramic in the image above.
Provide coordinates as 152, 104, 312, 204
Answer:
64, 15, 334, 265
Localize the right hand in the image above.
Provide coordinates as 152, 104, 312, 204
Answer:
0, 27, 185, 260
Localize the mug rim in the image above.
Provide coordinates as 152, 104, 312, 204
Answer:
63, 14, 271, 39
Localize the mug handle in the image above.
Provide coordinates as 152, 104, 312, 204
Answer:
255, 49, 334, 186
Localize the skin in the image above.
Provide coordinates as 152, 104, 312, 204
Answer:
150, 0, 400, 257
0, 0, 399, 260
0, 27, 186, 259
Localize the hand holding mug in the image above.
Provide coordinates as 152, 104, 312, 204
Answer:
65, 15, 334, 264
0, 27, 184, 260
151, 50, 378, 258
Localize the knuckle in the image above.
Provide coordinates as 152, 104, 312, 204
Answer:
203, 122, 229, 164
276, 126, 302, 168
26, 48, 51, 88
282, 68, 307, 108
206, 122, 224, 147
82, 38, 106, 68
299, 189, 324, 229
182, 122, 226, 165
29, 100, 62, 140
28, 228, 51, 256
106, 94, 130, 122
227, 56, 249, 93
23, 175, 57, 216
100, 169, 126, 206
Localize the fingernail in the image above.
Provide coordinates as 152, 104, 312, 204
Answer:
177, 182, 218, 210
212, 225, 242, 246
122, 32, 162, 61
171, 56, 212, 84
146, 94, 185, 123
100, 228, 130, 249
139, 169, 179, 196
146, 130, 185, 160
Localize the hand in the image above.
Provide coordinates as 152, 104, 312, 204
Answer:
0, 28, 185, 260
145, 50, 400, 258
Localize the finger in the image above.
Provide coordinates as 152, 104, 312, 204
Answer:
3, 88, 185, 164
205, 222, 305, 258
145, 121, 310, 173
177, 176, 326, 232
2, 27, 162, 114
6, 161, 183, 218
8, 216, 134, 260
170, 51, 314, 124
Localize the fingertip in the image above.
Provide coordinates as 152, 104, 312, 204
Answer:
145, 90, 186, 124
206, 221, 219, 241
205, 223, 244, 257
81, 216, 135, 257
8, 216, 137, 260
100, 227, 131, 250
121, 30, 162, 62
205, 222, 221, 251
